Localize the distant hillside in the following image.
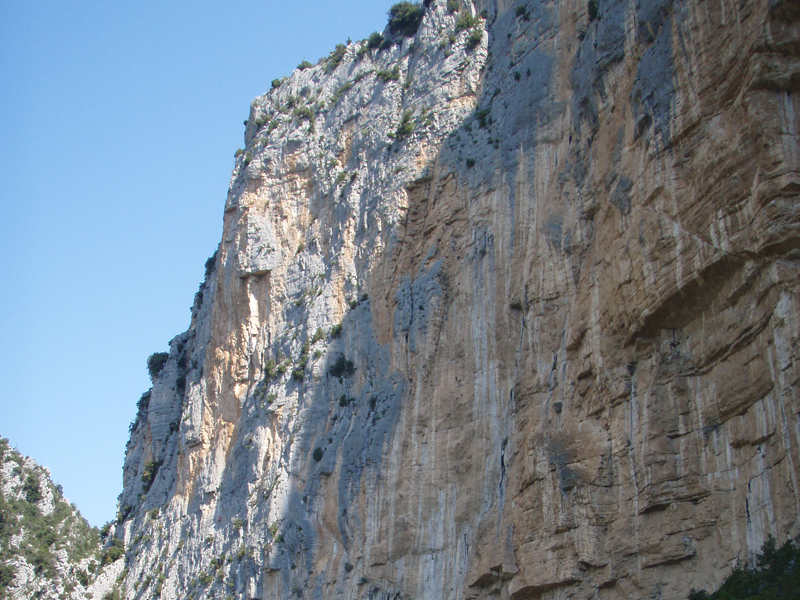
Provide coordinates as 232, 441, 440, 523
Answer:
0, 437, 101, 600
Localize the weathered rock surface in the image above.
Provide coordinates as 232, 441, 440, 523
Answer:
109, 1, 800, 599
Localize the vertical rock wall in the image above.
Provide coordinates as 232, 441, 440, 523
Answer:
111, 1, 800, 599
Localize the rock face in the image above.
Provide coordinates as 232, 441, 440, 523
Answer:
111, 1, 800, 599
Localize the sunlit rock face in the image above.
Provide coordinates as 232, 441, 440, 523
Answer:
111, 1, 800, 599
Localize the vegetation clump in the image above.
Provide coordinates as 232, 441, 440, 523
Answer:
100, 538, 124, 566
394, 109, 415, 139
141, 459, 162, 490
466, 28, 483, 50
326, 43, 348, 72
687, 536, 800, 600
454, 11, 478, 33
387, 2, 425, 38
377, 65, 401, 81
367, 32, 385, 49
147, 352, 169, 380
329, 355, 356, 378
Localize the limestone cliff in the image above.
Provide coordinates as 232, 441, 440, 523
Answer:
108, 1, 800, 599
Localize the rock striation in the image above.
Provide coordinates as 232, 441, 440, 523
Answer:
106, 1, 800, 599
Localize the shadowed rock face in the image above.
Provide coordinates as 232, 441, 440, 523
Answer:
110, 1, 800, 599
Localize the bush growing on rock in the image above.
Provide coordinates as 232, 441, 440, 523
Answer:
329, 355, 355, 378
367, 32, 384, 49
141, 460, 162, 490
388, 2, 425, 38
147, 352, 169, 380
101, 538, 124, 566
466, 28, 483, 50
687, 536, 800, 600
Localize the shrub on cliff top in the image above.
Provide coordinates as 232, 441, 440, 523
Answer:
367, 31, 385, 49
388, 2, 425, 38
147, 352, 169, 380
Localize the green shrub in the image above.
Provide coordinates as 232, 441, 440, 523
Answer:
329, 355, 355, 378
338, 395, 355, 407
395, 109, 415, 139
331, 80, 354, 104
387, 2, 425, 38
297, 60, 313, 70
447, 0, 459, 13
264, 359, 278, 380
23, 473, 42, 504
377, 65, 401, 81
101, 538, 124, 566
466, 28, 482, 50
455, 11, 477, 33
204, 251, 217, 279
330, 323, 343, 338
516, 5, 530, 20
0, 563, 15, 591
137, 390, 151, 413
271, 78, 282, 89
141, 460, 162, 489
292, 105, 315, 122
367, 31, 384, 49
326, 43, 348, 72
312, 327, 325, 343
116, 504, 131, 523
147, 352, 169, 380
476, 107, 491, 128
687, 536, 800, 600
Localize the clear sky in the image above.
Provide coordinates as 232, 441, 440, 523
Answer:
0, 0, 398, 527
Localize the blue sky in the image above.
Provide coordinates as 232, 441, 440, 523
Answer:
0, 0, 397, 527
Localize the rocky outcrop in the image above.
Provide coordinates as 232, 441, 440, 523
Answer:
109, 1, 800, 599
0, 438, 102, 600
